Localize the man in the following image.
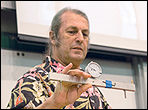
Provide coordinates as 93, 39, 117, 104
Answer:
7, 7, 111, 109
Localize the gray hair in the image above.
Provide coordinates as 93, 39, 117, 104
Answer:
43, 7, 89, 63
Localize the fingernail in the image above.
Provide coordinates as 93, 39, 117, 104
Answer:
69, 63, 73, 65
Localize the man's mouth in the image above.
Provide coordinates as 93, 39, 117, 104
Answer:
72, 46, 83, 51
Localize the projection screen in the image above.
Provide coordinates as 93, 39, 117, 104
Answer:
15, 1, 147, 55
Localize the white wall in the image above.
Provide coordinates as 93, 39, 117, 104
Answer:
1, 49, 43, 109
1, 1, 15, 9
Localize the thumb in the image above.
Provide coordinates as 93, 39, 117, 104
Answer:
62, 63, 73, 74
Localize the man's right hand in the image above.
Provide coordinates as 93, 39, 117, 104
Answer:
36, 63, 92, 109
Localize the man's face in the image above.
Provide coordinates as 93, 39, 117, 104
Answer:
54, 11, 89, 67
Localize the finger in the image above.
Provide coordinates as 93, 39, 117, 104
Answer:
81, 72, 91, 78
68, 69, 83, 76
68, 70, 91, 78
62, 63, 73, 74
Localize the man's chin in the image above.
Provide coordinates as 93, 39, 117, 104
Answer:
70, 54, 85, 61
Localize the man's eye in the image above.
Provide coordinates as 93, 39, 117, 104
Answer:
68, 31, 77, 34
83, 33, 89, 38
83, 33, 88, 37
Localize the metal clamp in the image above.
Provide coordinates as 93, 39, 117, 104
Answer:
102, 80, 116, 88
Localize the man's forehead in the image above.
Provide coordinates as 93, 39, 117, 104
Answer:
60, 11, 89, 29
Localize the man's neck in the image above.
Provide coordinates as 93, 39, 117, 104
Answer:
51, 55, 81, 69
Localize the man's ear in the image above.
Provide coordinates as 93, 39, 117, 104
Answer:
49, 31, 55, 45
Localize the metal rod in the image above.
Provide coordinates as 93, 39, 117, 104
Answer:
48, 72, 135, 92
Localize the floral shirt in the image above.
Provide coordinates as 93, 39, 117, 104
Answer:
6, 56, 112, 109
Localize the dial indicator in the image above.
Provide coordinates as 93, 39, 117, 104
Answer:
85, 61, 102, 78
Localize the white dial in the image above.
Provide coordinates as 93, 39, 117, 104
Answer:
85, 61, 102, 78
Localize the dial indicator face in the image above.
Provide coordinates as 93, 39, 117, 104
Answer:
85, 61, 102, 78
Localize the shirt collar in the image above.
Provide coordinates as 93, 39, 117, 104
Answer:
44, 56, 65, 73
44, 56, 83, 73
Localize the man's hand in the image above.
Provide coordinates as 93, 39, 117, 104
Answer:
36, 63, 92, 109
54, 63, 92, 107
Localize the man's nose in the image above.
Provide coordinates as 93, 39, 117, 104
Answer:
75, 31, 84, 43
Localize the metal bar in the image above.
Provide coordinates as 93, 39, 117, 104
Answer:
48, 72, 135, 92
